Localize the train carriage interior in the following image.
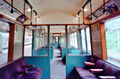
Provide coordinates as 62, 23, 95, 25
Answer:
0, 0, 120, 79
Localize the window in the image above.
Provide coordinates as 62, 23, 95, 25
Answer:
81, 27, 91, 54
0, 21, 9, 65
69, 32, 78, 49
24, 29, 32, 56
81, 29, 86, 51
105, 16, 120, 67
34, 26, 48, 56
86, 27, 91, 53
13, 24, 24, 60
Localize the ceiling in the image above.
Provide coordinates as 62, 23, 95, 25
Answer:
28, 0, 87, 24
4, 0, 110, 33
27, 0, 87, 33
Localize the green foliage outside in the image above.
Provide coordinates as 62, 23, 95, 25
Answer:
105, 16, 120, 52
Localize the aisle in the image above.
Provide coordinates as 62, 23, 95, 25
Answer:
50, 49, 66, 79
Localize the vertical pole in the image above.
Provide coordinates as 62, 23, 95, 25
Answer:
23, 0, 26, 15
78, 13, 80, 49
83, 7, 85, 24
65, 25, 68, 78
44, 28, 45, 47
65, 25, 68, 53
58, 36, 60, 44
60, 34, 61, 44
32, 30, 35, 56
47, 25, 51, 78
8, 23, 15, 62
84, 28, 88, 53
22, 26, 25, 56
48, 25, 50, 57
30, 7, 32, 25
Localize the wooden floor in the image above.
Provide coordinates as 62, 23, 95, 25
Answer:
50, 49, 66, 79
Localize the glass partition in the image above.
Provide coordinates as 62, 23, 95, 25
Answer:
81, 29, 86, 51
0, 21, 9, 65
86, 27, 91, 53
13, 24, 24, 60
33, 26, 48, 56
24, 28, 32, 56
68, 26, 81, 56
67, 25, 91, 56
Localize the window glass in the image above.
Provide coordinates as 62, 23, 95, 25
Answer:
13, 24, 23, 60
105, 16, 120, 67
24, 29, 32, 56
86, 27, 91, 53
56, 37, 58, 42
69, 32, 78, 49
0, 21, 9, 65
34, 26, 48, 56
81, 29, 86, 51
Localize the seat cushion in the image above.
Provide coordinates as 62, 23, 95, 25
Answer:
75, 67, 85, 71
20, 72, 42, 79
75, 67, 96, 78
83, 77, 98, 79
78, 70, 96, 78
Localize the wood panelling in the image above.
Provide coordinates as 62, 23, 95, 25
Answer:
90, 23, 107, 60
91, 23, 102, 58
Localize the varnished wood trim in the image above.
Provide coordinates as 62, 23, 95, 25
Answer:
8, 23, 15, 62
24, 24, 90, 26
99, 23, 107, 60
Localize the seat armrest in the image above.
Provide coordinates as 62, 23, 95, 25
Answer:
22, 65, 34, 68
90, 69, 103, 73
99, 76, 116, 79
84, 62, 95, 66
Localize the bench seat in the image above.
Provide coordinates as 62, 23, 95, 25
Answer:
74, 57, 120, 79
75, 67, 98, 79
0, 57, 42, 79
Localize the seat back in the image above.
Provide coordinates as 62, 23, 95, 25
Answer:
0, 57, 27, 79
104, 62, 120, 78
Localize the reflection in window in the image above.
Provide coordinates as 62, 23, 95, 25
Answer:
13, 24, 23, 60
0, 21, 9, 65
86, 28, 91, 53
34, 26, 48, 56
81, 27, 91, 54
105, 16, 120, 67
69, 32, 78, 49
24, 29, 32, 56
81, 29, 86, 51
